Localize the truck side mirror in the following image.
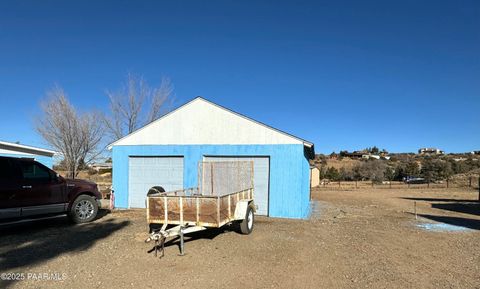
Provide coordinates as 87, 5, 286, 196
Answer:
55, 173, 65, 183
50, 171, 61, 183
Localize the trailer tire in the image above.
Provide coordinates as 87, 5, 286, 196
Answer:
147, 186, 165, 196
240, 205, 254, 235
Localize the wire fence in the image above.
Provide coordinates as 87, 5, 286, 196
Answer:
316, 177, 480, 190
198, 161, 254, 196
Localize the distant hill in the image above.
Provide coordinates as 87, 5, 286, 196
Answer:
311, 151, 480, 183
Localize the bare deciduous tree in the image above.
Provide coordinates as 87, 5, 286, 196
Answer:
36, 85, 104, 178
104, 74, 173, 141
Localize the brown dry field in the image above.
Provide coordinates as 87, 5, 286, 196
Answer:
1, 188, 479, 289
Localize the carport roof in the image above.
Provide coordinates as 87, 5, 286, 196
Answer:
0, 140, 57, 157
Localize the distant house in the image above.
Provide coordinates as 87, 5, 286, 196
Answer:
340, 150, 367, 159
362, 154, 381, 160
310, 166, 320, 188
90, 163, 112, 172
471, 151, 480, 155
418, 148, 444, 155
0, 140, 56, 168
340, 150, 390, 160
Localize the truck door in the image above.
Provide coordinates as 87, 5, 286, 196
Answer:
17, 160, 66, 216
0, 157, 21, 219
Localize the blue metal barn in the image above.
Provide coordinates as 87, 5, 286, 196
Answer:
109, 97, 315, 219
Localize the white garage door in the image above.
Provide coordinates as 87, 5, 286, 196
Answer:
204, 156, 269, 216
128, 157, 184, 208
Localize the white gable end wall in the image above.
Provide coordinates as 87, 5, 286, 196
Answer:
112, 98, 304, 146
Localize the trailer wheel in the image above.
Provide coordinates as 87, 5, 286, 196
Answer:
240, 205, 254, 234
147, 186, 165, 196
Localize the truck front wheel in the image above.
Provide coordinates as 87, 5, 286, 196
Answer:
240, 205, 254, 234
69, 195, 99, 223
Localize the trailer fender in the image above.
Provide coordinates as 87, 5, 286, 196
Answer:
234, 199, 255, 220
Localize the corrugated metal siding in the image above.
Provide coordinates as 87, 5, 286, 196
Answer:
112, 144, 310, 219
128, 157, 183, 208
204, 156, 270, 216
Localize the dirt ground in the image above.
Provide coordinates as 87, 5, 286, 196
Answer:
1, 188, 479, 289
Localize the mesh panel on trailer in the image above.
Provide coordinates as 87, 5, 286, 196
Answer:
198, 161, 253, 196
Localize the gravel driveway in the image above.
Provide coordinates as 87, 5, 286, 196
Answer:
1, 188, 478, 289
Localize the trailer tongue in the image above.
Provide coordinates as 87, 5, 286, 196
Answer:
145, 161, 256, 257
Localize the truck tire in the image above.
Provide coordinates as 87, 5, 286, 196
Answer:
240, 205, 254, 235
69, 195, 99, 223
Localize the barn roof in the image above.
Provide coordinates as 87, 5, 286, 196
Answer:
108, 97, 314, 157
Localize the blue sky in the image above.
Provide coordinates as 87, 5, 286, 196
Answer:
0, 0, 478, 154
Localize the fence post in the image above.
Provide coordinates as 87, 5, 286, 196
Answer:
414, 201, 417, 219
427, 181, 430, 188
338, 180, 341, 188
469, 177, 472, 188
389, 181, 392, 189
355, 180, 358, 189
446, 178, 449, 189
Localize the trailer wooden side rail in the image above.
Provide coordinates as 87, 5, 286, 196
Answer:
147, 187, 254, 228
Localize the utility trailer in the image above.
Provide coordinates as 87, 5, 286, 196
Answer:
145, 161, 256, 257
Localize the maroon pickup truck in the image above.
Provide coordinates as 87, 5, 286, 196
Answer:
0, 156, 102, 223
